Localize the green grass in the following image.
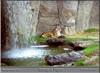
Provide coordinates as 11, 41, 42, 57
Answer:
28, 35, 48, 45
74, 58, 99, 67
66, 37, 95, 42
73, 43, 99, 67
84, 28, 99, 33
83, 43, 99, 57
74, 59, 85, 66
66, 28, 99, 42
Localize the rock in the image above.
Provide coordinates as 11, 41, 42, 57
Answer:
46, 37, 74, 47
46, 38, 66, 47
67, 62, 74, 67
46, 37, 86, 51
64, 48, 72, 53
75, 40, 93, 47
45, 51, 84, 66
73, 45, 86, 51
68, 51, 84, 59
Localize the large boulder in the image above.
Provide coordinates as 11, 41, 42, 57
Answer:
45, 51, 84, 66
46, 37, 86, 51
46, 37, 66, 47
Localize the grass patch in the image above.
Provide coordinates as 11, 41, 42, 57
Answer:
84, 28, 99, 33
66, 30, 99, 42
28, 35, 48, 45
74, 58, 99, 67
74, 59, 85, 66
33, 36, 48, 44
83, 43, 99, 57
65, 37, 97, 43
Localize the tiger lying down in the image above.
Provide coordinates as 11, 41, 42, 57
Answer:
45, 51, 84, 66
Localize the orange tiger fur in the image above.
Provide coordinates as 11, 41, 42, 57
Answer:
41, 26, 62, 38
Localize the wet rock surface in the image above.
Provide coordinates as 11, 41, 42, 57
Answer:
45, 51, 84, 66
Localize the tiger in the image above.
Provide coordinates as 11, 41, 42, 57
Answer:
41, 26, 62, 38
